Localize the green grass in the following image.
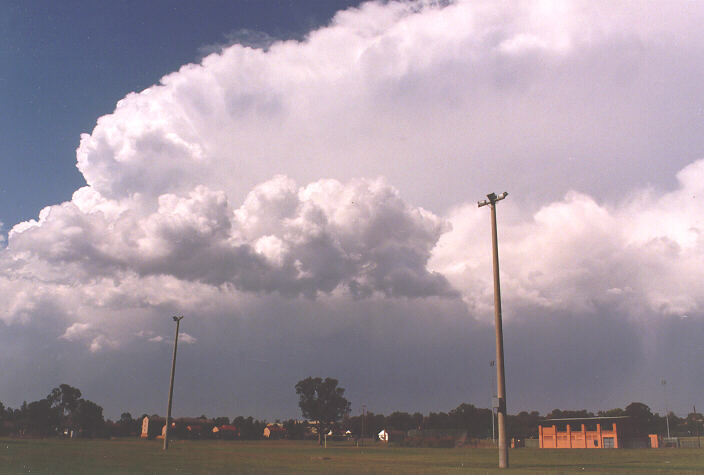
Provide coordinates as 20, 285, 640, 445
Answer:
1, 438, 703, 474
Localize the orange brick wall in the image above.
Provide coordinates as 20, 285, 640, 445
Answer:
539, 423, 618, 449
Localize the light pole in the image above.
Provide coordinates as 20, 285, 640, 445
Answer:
163, 315, 184, 451
361, 404, 366, 447
694, 405, 701, 448
478, 192, 509, 469
661, 379, 670, 439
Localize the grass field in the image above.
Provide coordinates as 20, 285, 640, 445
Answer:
2, 438, 703, 474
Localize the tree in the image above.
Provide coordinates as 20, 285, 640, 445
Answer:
448, 403, 493, 437
73, 399, 105, 437
119, 412, 133, 425
507, 411, 541, 439
115, 412, 137, 437
385, 411, 419, 432
46, 384, 106, 437
231, 416, 266, 439
213, 416, 230, 426
598, 408, 625, 417
47, 384, 82, 416
0, 401, 10, 436
47, 384, 82, 430
624, 402, 657, 436
295, 377, 350, 445
283, 419, 309, 440
19, 399, 59, 436
681, 411, 704, 437
425, 411, 452, 430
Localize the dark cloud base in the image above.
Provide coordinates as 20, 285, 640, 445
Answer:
2, 300, 702, 420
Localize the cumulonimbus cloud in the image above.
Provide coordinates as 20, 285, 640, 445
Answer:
70, 0, 704, 212
6, 175, 452, 302
2, 0, 704, 355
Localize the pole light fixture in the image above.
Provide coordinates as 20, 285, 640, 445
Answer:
163, 315, 184, 451
478, 192, 509, 469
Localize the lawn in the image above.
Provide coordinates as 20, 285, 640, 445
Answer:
1, 438, 702, 474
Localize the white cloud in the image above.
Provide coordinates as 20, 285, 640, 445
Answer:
89, 335, 117, 353
431, 160, 704, 321
3, 0, 704, 415
63, 0, 704, 215
6, 176, 451, 300
59, 322, 118, 352
178, 332, 197, 344
60, 322, 92, 341
3, 0, 704, 335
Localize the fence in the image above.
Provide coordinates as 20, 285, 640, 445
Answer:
675, 437, 703, 448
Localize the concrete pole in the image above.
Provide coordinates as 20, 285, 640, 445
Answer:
163, 316, 183, 451
490, 360, 496, 445
479, 192, 509, 468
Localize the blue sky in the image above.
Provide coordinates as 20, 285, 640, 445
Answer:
1, 0, 704, 422
1, 0, 363, 229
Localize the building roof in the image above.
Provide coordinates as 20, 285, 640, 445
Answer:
541, 416, 630, 424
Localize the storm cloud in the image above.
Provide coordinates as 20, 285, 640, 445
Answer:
2, 0, 704, 418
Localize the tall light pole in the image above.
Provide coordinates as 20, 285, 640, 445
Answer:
164, 315, 184, 451
661, 379, 670, 439
478, 192, 509, 469
361, 404, 366, 447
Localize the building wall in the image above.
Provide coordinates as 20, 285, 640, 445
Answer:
539, 423, 619, 449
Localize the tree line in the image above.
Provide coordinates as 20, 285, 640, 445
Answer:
295, 377, 704, 442
0, 384, 105, 438
349, 402, 704, 441
1, 381, 702, 440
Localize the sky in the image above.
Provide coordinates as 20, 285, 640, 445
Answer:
1, 0, 703, 422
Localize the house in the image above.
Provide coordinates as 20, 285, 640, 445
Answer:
212, 424, 238, 439
172, 417, 215, 439
140, 416, 166, 439
378, 429, 406, 443
263, 423, 286, 439
141, 416, 215, 440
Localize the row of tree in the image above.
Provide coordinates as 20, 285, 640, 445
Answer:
0, 384, 105, 437
346, 403, 704, 441
2, 380, 702, 440
293, 377, 704, 443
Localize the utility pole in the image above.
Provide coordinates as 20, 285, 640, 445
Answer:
490, 360, 496, 445
163, 315, 184, 451
478, 192, 509, 469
